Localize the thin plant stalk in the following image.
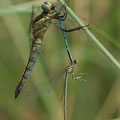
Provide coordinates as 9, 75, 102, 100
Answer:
0, 0, 57, 15
58, 0, 120, 72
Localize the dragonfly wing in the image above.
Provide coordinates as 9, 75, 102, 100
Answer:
29, 5, 35, 33
47, 69, 66, 92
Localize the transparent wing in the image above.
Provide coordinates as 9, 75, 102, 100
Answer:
29, 6, 35, 52
29, 5, 43, 52
47, 68, 66, 92
17, 68, 66, 102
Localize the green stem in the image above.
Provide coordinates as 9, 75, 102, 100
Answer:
58, 0, 120, 71
0, 7, 31, 14
0, 0, 57, 15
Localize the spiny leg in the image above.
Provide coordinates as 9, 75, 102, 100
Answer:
58, 13, 67, 21
54, 4, 67, 21
54, 4, 89, 31
29, 6, 35, 55
59, 4, 67, 21
29, 5, 35, 33
57, 9, 67, 21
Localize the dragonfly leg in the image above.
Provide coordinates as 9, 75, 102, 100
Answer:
58, 6, 67, 21
73, 74, 86, 81
58, 2, 67, 13
58, 11, 67, 21
70, 68, 86, 81
74, 74, 87, 81
54, 6, 67, 21
29, 5, 35, 33
60, 3, 67, 21
70, 71, 74, 79
74, 67, 88, 76
53, 22, 89, 32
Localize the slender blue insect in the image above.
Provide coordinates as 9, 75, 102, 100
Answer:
53, 6, 88, 120
59, 20, 72, 120
54, 4, 88, 64
59, 17, 74, 64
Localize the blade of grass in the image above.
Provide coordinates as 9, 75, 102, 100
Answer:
0, 0, 57, 15
92, 25, 120, 49
58, 0, 120, 71
95, 76, 120, 120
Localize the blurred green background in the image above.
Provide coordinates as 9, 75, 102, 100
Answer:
0, 0, 120, 120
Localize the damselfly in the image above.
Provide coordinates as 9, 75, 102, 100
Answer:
14, 1, 88, 99
57, 8, 87, 120
48, 59, 87, 120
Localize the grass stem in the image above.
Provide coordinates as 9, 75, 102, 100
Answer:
58, 0, 120, 71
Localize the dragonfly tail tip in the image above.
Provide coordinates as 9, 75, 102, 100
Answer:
14, 89, 20, 99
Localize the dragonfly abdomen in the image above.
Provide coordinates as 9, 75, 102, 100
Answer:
14, 38, 43, 99
15, 1, 57, 99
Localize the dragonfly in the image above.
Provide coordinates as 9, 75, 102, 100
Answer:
14, 1, 88, 99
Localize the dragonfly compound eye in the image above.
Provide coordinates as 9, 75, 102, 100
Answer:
41, 2, 52, 11
73, 59, 78, 64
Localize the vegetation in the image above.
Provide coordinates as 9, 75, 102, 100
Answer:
0, 0, 120, 120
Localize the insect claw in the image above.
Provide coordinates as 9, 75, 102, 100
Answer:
79, 73, 88, 75
74, 76, 87, 82
81, 79, 87, 82
63, 3, 67, 10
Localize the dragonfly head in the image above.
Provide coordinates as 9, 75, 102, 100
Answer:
73, 59, 78, 65
41, 1, 55, 11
